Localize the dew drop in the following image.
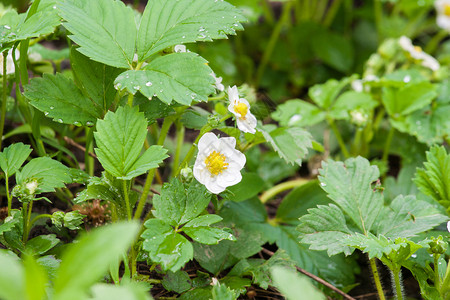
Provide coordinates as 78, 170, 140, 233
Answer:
44, 112, 49, 116
159, 89, 163, 93
53, 5, 56, 9
114, 83, 122, 90
403, 75, 411, 83
57, 119, 63, 123
320, 182, 327, 187
199, 26, 205, 32
73, 121, 81, 126
50, 106, 54, 110
145, 81, 152, 87
198, 33, 206, 39
182, 35, 186, 39
133, 85, 140, 90
86, 121, 94, 126
4, 25, 10, 30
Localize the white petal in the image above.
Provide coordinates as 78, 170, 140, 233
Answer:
219, 136, 237, 149
198, 132, 218, 153
216, 169, 242, 187
228, 86, 239, 102
236, 113, 257, 134
447, 221, 450, 233
437, 15, 450, 31
205, 178, 226, 194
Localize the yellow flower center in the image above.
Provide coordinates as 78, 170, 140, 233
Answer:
234, 102, 248, 119
414, 46, 422, 53
445, 4, 450, 17
204, 151, 228, 176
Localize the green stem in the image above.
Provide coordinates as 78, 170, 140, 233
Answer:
85, 127, 95, 176
323, 0, 343, 27
425, 30, 448, 55
208, 93, 226, 101
127, 93, 134, 107
392, 269, 403, 300
351, 128, 363, 156
374, 0, 383, 42
260, 178, 309, 203
29, 214, 52, 228
381, 126, 394, 164
434, 255, 441, 291
0, 51, 8, 150
328, 119, 350, 159
369, 258, 386, 300
5, 176, 11, 216
133, 119, 173, 221
254, 1, 293, 88
22, 202, 29, 242
171, 123, 185, 178
262, 0, 274, 24
123, 180, 131, 221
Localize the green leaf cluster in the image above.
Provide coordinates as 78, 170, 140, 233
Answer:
141, 179, 234, 272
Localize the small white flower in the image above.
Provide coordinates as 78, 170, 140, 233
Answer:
351, 79, 364, 92
174, 44, 187, 53
193, 132, 246, 194
0, 49, 19, 75
25, 180, 39, 195
211, 72, 224, 92
227, 86, 257, 134
435, 0, 450, 32
350, 109, 369, 127
399, 36, 440, 71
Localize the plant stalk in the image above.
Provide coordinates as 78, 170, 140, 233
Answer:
5, 175, 11, 216
122, 180, 132, 221
392, 269, 404, 300
381, 126, 394, 164
260, 178, 309, 203
171, 122, 185, 178
369, 258, 386, 300
434, 254, 441, 291
328, 119, 350, 159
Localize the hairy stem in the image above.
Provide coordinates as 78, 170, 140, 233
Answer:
260, 178, 309, 203
369, 258, 386, 300
5, 175, 11, 217
392, 269, 404, 300
29, 214, 53, 228
171, 122, 185, 178
381, 126, 394, 164
434, 254, 441, 291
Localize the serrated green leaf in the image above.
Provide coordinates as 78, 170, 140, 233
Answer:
260, 125, 313, 166
0, 0, 59, 50
16, 157, 71, 193
137, 96, 174, 125
250, 250, 296, 290
382, 82, 437, 117
271, 99, 326, 127
184, 214, 223, 228
297, 204, 354, 256
53, 222, 140, 300
24, 73, 102, 126
0, 143, 32, 177
94, 106, 168, 179
414, 146, 450, 210
136, 0, 245, 61
152, 179, 211, 227
374, 195, 449, 238
115, 53, 214, 105
319, 157, 383, 233
70, 48, 124, 113
162, 270, 192, 294
271, 266, 326, 300
59, 0, 136, 68
311, 31, 354, 73
142, 219, 193, 272
211, 282, 238, 300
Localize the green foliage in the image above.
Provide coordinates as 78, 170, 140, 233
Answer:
0, 0, 59, 51
141, 179, 234, 272
53, 222, 140, 300
24, 73, 102, 126
260, 124, 313, 166
162, 270, 192, 294
0, 143, 32, 177
58, 0, 136, 68
136, 0, 245, 61
51, 211, 85, 230
115, 53, 214, 105
414, 146, 450, 213
16, 157, 71, 194
94, 106, 168, 180
298, 156, 448, 258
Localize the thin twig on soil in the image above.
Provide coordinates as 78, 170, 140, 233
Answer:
64, 136, 96, 158
261, 248, 356, 300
